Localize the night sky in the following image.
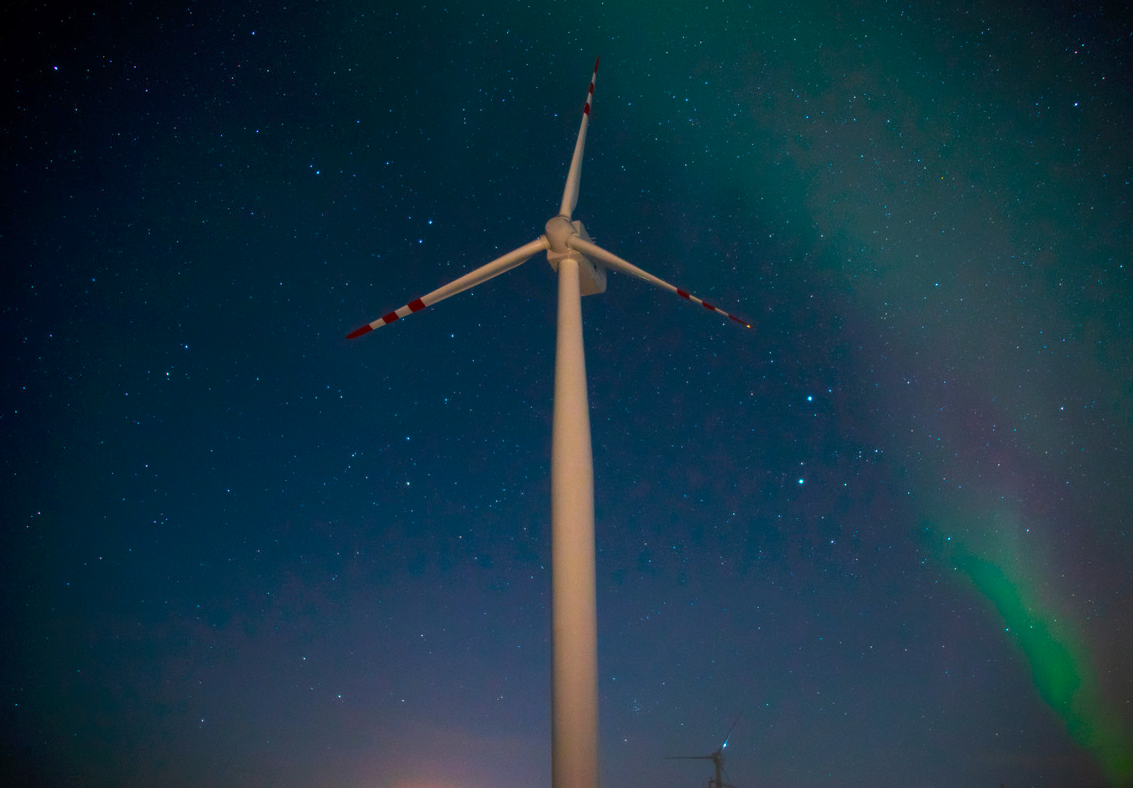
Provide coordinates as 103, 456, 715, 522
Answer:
4, 1, 1132, 787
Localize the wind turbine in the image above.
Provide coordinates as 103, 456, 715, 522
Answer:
347, 58, 750, 788
667, 714, 743, 788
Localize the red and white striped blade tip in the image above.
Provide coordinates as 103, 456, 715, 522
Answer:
675, 288, 752, 328
346, 298, 427, 338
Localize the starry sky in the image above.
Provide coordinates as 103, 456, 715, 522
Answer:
3, 1, 1132, 787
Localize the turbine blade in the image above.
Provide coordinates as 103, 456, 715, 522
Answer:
565, 236, 752, 328
721, 712, 742, 749
346, 238, 547, 338
558, 57, 599, 219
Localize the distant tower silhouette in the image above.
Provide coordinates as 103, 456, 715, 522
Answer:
667, 715, 742, 788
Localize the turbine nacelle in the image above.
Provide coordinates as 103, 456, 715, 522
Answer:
544, 215, 607, 296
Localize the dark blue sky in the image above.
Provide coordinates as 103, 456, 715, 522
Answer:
4, 2, 1131, 787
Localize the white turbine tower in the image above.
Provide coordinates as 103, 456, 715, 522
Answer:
347, 58, 750, 788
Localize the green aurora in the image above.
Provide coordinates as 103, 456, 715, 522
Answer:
934, 522, 1133, 784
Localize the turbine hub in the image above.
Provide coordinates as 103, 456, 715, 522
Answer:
543, 214, 581, 254
543, 215, 607, 296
